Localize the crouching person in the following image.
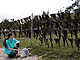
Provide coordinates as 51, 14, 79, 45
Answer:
3, 32, 21, 58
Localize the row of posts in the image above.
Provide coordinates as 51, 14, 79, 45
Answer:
1, 13, 33, 48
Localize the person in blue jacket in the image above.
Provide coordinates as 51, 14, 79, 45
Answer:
3, 32, 20, 58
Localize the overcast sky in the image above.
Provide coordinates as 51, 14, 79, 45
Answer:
0, 0, 75, 22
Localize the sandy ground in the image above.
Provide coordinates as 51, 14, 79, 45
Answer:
0, 48, 42, 60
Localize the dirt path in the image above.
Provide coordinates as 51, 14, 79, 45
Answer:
0, 48, 42, 60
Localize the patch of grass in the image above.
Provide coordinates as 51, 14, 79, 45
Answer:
0, 40, 4, 48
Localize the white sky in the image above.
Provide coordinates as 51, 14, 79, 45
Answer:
0, 0, 75, 22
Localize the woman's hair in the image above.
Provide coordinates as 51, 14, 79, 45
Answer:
3, 32, 13, 48
8, 32, 13, 38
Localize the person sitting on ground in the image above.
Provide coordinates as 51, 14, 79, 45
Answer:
3, 32, 21, 58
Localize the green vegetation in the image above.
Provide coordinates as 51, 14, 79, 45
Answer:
0, 32, 80, 60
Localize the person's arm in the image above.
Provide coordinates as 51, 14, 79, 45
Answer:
13, 38, 20, 47
14, 42, 20, 47
8, 48, 18, 51
8, 48, 21, 51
